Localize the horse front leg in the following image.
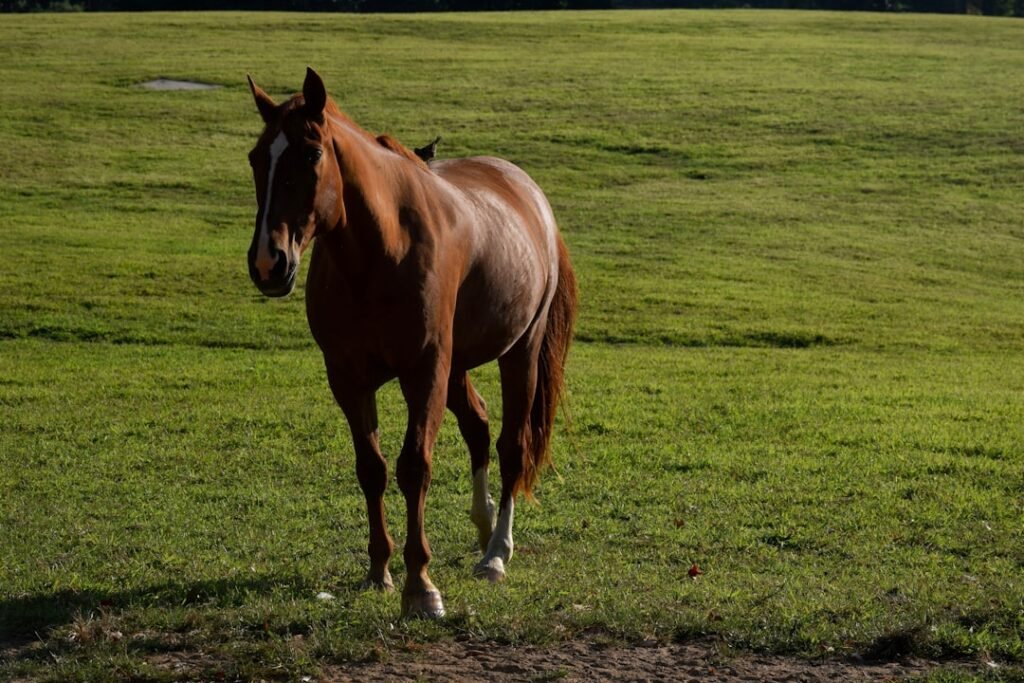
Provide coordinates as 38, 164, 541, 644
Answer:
397, 349, 450, 619
327, 367, 394, 591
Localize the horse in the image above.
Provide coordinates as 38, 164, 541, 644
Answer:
245, 68, 577, 618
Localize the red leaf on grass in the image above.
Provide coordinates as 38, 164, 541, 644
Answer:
688, 564, 703, 579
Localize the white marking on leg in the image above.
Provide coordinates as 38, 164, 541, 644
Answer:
475, 498, 514, 581
255, 132, 289, 280
489, 498, 514, 563
470, 468, 496, 548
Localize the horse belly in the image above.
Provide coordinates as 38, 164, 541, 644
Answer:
450, 256, 545, 370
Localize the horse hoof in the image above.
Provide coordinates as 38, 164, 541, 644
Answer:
401, 589, 446, 619
360, 570, 394, 592
473, 558, 506, 583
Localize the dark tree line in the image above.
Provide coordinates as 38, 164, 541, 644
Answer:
2, 0, 1022, 16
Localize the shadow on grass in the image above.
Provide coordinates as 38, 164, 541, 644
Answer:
0, 573, 313, 651
861, 627, 929, 662
574, 329, 841, 349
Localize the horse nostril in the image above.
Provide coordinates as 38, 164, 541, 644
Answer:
250, 244, 285, 283
270, 249, 289, 280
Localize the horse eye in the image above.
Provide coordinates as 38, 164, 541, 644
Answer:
305, 148, 323, 165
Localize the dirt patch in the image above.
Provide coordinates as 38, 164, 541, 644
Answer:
323, 638, 962, 682
8, 632, 982, 682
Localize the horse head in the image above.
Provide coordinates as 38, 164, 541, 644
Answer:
245, 68, 344, 297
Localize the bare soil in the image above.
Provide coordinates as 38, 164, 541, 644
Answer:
5, 632, 978, 682
322, 637, 960, 682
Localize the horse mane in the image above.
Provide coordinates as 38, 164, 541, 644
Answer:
376, 134, 429, 171
288, 95, 428, 171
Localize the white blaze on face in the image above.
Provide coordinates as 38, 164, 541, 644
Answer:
254, 131, 289, 281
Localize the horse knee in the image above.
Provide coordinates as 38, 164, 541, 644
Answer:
396, 453, 431, 496
354, 449, 388, 497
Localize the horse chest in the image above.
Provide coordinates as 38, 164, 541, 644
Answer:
305, 265, 435, 379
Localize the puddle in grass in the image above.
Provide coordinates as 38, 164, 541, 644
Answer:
138, 79, 221, 91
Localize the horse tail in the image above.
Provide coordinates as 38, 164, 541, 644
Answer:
520, 235, 578, 499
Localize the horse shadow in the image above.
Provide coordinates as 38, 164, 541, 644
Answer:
0, 572, 319, 655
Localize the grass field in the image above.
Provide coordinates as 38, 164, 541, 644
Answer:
2, 8, 1024, 682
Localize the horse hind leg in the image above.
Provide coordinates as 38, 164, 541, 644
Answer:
474, 336, 541, 583
447, 371, 496, 552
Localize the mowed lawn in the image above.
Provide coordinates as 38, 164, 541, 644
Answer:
1, 9, 1023, 681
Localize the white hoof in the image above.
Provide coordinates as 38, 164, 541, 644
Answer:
473, 557, 506, 583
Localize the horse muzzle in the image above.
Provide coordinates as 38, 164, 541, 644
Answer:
248, 245, 299, 298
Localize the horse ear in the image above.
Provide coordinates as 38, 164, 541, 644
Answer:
303, 67, 327, 119
247, 74, 277, 124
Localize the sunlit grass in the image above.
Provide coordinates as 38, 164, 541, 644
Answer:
1, 9, 1023, 681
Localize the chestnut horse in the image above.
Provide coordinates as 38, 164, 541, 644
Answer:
245, 69, 577, 618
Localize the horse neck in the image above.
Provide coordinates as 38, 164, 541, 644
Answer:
323, 114, 417, 275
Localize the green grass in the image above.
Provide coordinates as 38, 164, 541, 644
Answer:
1, 8, 1023, 681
